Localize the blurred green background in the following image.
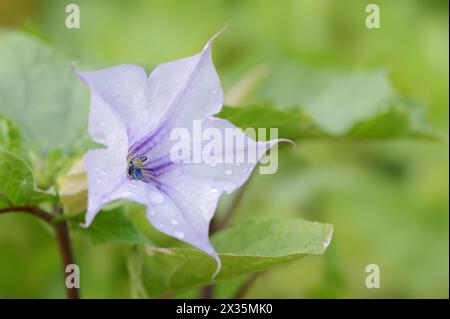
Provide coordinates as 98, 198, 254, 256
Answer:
0, 0, 448, 298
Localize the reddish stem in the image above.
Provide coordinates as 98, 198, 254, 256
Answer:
0, 205, 80, 299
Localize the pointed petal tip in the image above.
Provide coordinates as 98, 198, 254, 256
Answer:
278, 138, 296, 147
79, 221, 90, 228
80, 209, 96, 228
69, 60, 78, 72
69, 61, 83, 77
70, 63, 89, 85
263, 138, 296, 152
203, 23, 228, 51
211, 253, 222, 279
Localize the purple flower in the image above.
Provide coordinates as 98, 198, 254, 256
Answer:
75, 29, 282, 273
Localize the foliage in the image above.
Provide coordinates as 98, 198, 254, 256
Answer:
0, 0, 447, 299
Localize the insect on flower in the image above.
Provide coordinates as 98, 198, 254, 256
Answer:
75, 27, 285, 274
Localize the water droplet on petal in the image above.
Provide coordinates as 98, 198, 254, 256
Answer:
122, 191, 133, 197
148, 209, 157, 217
171, 219, 178, 225
224, 169, 232, 176
149, 191, 164, 205
211, 187, 218, 193
174, 230, 185, 239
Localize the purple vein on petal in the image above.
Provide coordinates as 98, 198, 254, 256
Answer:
143, 161, 179, 177
129, 32, 221, 159
128, 124, 166, 158
140, 170, 162, 188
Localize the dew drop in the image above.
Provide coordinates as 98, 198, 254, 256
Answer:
224, 169, 232, 176
122, 191, 133, 197
148, 209, 157, 217
149, 191, 164, 205
209, 160, 217, 167
210, 187, 218, 193
174, 230, 185, 239
171, 219, 178, 225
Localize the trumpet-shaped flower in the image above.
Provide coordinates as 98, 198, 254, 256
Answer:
75, 30, 281, 272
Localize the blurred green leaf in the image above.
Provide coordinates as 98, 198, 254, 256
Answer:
219, 100, 440, 141
130, 218, 333, 297
127, 247, 150, 299
0, 115, 22, 153
73, 208, 153, 246
0, 30, 88, 152
346, 98, 439, 140
218, 105, 322, 140
28, 149, 75, 190
224, 62, 440, 140
0, 150, 55, 207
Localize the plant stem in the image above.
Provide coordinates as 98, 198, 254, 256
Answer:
54, 219, 80, 299
233, 273, 261, 299
0, 205, 80, 299
0, 205, 53, 222
210, 169, 256, 234
202, 170, 257, 299
200, 284, 214, 299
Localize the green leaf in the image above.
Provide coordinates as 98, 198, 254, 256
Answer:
73, 207, 153, 246
222, 60, 440, 141
298, 70, 438, 139
0, 115, 22, 153
127, 247, 150, 299
0, 30, 88, 152
0, 150, 55, 207
129, 218, 333, 297
219, 100, 440, 142
218, 105, 323, 140
28, 149, 75, 190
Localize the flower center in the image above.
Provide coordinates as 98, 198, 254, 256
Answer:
127, 156, 147, 181
126, 152, 177, 187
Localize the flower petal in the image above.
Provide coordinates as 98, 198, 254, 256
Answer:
75, 65, 164, 146
145, 182, 221, 270
128, 30, 224, 157
146, 117, 282, 274
83, 149, 152, 226
79, 73, 133, 226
